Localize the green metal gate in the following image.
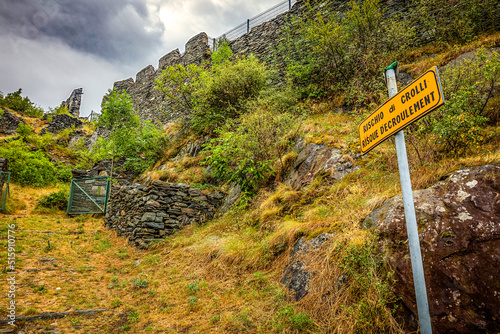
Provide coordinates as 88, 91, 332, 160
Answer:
0, 172, 10, 211
67, 177, 111, 214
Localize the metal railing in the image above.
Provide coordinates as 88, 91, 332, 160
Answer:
0, 172, 10, 211
81, 110, 100, 122
208, 0, 298, 49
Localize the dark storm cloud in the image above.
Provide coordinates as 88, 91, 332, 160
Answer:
0, 0, 165, 62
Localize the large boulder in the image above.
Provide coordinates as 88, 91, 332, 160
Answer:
0, 108, 24, 135
287, 143, 359, 190
364, 163, 500, 333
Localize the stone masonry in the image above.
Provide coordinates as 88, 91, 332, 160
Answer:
112, 33, 211, 124
61, 88, 83, 118
105, 180, 225, 249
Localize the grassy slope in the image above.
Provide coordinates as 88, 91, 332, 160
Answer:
1, 39, 500, 333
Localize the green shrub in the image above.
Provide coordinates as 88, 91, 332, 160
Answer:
282, 0, 414, 105
0, 142, 58, 187
87, 89, 168, 174
0, 88, 44, 117
418, 49, 500, 154
410, 0, 500, 44
47, 104, 70, 116
16, 123, 33, 139
192, 55, 270, 132
36, 190, 68, 211
155, 63, 203, 115
156, 44, 271, 133
203, 109, 298, 192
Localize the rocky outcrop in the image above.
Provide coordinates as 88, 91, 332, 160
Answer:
41, 114, 83, 134
281, 233, 334, 301
364, 163, 500, 333
105, 180, 225, 249
287, 143, 359, 189
0, 108, 24, 135
61, 88, 83, 118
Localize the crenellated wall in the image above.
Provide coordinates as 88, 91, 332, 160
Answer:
112, 33, 211, 124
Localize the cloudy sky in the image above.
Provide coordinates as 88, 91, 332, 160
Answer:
0, 0, 278, 117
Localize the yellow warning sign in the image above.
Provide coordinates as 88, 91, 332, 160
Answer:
358, 66, 445, 154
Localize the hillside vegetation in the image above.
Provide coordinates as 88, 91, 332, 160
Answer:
1, 0, 500, 333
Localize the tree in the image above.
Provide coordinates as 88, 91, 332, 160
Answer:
98, 89, 140, 180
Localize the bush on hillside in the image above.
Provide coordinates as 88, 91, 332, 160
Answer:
16, 123, 33, 139
156, 42, 271, 133
283, 0, 414, 105
203, 109, 298, 192
36, 189, 68, 211
89, 89, 169, 174
0, 142, 59, 187
155, 64, 204, 115
417, 49, 500, 155
0, 88, 44, 118
191, 54, 270, 132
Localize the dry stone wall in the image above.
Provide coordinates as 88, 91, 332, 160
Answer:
105, 180, 225, 249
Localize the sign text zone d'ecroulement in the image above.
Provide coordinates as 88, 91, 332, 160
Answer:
358, 67, 444, 154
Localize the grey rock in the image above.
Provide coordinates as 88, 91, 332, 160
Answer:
144, 222, 164, 229
141, 212, 157, 222
281, 233, 334, 301
218, 183, 241, 215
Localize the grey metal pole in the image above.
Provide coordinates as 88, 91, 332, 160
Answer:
289, 0, 291, 10
247, 19, 250, 34
386, 67, 433, 334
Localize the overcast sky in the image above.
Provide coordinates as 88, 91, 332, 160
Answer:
0, 0, 277, 117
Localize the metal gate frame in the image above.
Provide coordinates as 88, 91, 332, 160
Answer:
0, 172, 10, 211
67, 176, 111, 214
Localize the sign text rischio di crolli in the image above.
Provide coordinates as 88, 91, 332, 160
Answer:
358, 66, 445, 154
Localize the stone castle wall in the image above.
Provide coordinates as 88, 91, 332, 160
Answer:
108, 0, 447, 123
112, 33, 211, 124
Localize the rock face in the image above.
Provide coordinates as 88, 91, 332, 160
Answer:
0, 108, 24, 135
287, 143, 359, 189
281, 233, 334, 301
105, 180, 225, 249
41, 114, 83, 134
61, 88, 83, 118
364, 163, 500, 333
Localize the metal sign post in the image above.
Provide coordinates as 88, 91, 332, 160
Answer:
385, 63, 433, 334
